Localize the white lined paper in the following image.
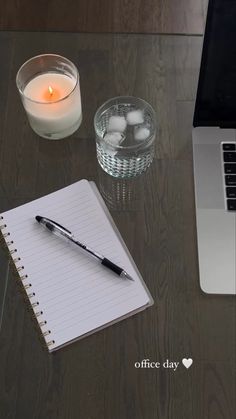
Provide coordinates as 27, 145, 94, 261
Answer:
1, 180, 152, 351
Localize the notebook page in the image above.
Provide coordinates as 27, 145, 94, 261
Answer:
1, 180, 151, 351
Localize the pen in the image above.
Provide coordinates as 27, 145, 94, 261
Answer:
35, 215, 134, 281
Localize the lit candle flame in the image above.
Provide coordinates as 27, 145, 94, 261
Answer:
43, 85, 60, 101
48, 85, 53, 96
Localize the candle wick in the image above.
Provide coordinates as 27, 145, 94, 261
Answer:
48, 85, 53, 96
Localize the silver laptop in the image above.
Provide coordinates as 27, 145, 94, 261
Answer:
193, 0, 236, 294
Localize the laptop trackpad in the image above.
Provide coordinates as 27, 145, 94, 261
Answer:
197, 209, 236, 294
193, 144, 225, 209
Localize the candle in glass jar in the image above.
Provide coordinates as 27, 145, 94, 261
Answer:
23, 73, 82, 139
16, 55, 82, 140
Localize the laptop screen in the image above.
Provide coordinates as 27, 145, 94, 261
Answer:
194, 0, 236, 127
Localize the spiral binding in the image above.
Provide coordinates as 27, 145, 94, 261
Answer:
47, 340, 55, 347
0, 214, 55, 350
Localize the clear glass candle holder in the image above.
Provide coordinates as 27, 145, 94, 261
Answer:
16, 54, 82, 140
94, 96, 156, 178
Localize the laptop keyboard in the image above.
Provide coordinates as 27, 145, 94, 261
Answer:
222, 143, 236, 211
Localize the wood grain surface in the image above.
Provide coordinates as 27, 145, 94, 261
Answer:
0, 0, 208, 34
0, 31, 235, 419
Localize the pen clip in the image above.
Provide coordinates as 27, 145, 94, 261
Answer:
37, 216, 73, 238
44, 218, 72, 234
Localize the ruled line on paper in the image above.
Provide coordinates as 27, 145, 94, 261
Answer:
34, 266, 104, 293
53, 291, 140, 337
49, 289, 139, 331
19, 230, 111, 260
45, 288, 135, 326
42, 277, 132, 314
19, 237, 125, 275
7, 198, 112, 237
10, 214, 108, 240
50, 286, 138, 326
13, 238, 117, 268
9, 227, 109, 250
23, 240, 120, 268
23, 244, 122, 280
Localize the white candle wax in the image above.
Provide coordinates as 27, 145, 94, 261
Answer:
23, 73, 82, 139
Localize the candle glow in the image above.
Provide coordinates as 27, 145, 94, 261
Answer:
43, 84, 61, 102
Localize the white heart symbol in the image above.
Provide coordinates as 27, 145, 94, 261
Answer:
182, 358, 193, 369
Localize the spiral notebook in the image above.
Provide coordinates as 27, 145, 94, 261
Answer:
0, 180, 153, 352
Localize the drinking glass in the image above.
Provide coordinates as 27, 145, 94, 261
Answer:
94, 96, 156, 178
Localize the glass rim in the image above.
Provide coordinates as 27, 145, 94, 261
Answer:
94, 96, 156, 150
16, 54, 79, 105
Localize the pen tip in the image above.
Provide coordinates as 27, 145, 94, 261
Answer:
35, 215, 42, 223
122, 271, 135, 281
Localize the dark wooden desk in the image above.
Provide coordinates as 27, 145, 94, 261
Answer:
0, 32, 235, 419
0, 0, 207, 34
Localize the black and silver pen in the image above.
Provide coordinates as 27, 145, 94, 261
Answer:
35, 216, 134, 281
